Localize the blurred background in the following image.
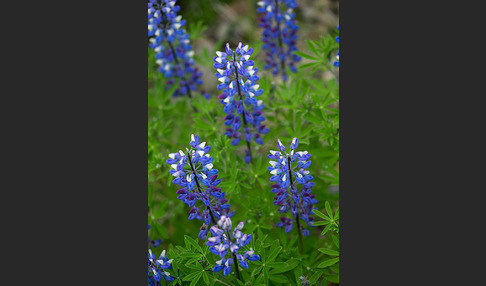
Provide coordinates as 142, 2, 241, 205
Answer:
174, 0, 339, 95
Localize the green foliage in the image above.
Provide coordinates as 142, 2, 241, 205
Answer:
148, 11, 339, 286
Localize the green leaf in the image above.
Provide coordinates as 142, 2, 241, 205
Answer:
325, 201, 333, 220
266, 262, 289, 268
318, 248, 339, 256
329, 264, 339, 274
299, 62, 319, 70
317, 257, 340, 268
309, 270, 324, 284
327, 274, 339, 283
184, 235, 203, 253
264, 265, 269, 285
313, 209, 331, 220
294, 51, 318, 60
202, 271, 209, 284
267, 245, 282, 263
312, 220, 329, 227
255, 272, 264, 285
183, 271, 201, 281
321, 223, 333, 236
268, 259, 299, 274
332, 234, 339, 249
307, 40, 320, 57
189, 272, 202, 286
185, 263, 203, 271
268, 274, 289, 283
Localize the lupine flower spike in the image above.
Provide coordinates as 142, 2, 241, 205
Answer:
268, 138, 318, 252
334, 25, 339, 67
148, 0, 203, 97
257, 0, 301, 81
148, 249, 175, 284
208, 215, 260, 280
214, 42, 269, 164
166, 134, 234, 239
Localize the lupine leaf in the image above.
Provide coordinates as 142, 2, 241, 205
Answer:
189, 272, 203, 286
318, 248, 339, 256
313, 209, 331, 220
332, 234, 339, 248
321, 223, 333, 236
309, 270, 325, 284
327, 274, 340, 283
266, 262, 289, 268
268, 274, 289, 283
184, 235, 203, 253
317, 257, 339, 268
268, 259, 299, 274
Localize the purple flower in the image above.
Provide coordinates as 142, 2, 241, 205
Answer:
268, 138, 317, 236
214, 43, 268, 163
148, 0, 202, 97
148, 249, 175, 282
257, 0, 301, 80
207, 216, 260, 276
166, 134, 234, 239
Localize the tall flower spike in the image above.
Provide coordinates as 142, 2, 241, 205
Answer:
268, 138, 318, 251
208, 216, 260, 280
214, 42, 269, 164
148, 249, 175, 284
166, 134, 234, 239
148, 0, 203, 97
257, 0, 301, 81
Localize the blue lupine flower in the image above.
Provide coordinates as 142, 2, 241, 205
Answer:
149, 238, 162, 248
166, 134, 234, 239
334, 25, 339, 67
214, 43, 269, 164
257, 0, 301, 81
148, 249, 175, 283
208, 216, 260, 276
148, 0, 203, 97
268, 138, 318, 236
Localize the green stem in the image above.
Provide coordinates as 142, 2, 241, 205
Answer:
287, 156, 304, 254
232, 53, 252, 163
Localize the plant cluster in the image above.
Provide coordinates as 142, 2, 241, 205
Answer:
148, 0, 339, 285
